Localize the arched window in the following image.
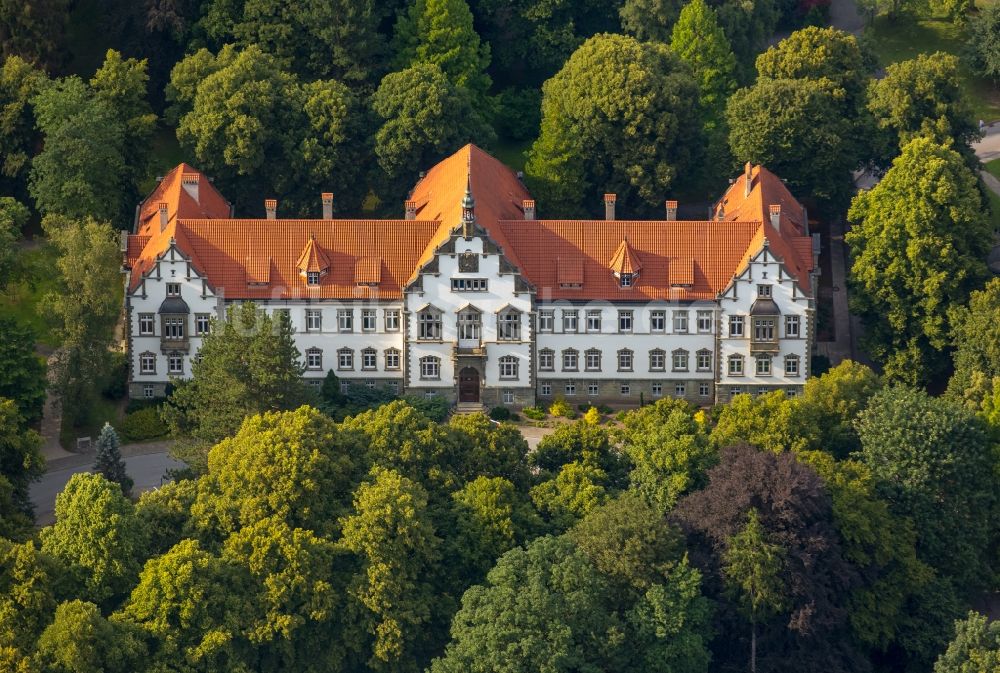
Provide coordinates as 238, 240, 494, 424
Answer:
419, 356, 440, 380
306, 348, 323, 371
585, 348, 602, 371
648, 348, 665, 372
784, 354, 800, 377
696, 349, 713, 371
361, 347, 377, 370
337, 348, 353, 370
384, 348, 400, 370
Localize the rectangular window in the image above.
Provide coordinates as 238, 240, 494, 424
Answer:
362, 309, 377, 332
338, 350, 353, 370
451, 278, 488, 291
697, 310, 713, 333
675, 383, 686, 397
143, 384, 154, 399
650, 310, 666, 332
697, 351, 712, 371
585, 351, 601, 371
502, 390, 514, 404
588, 382, 599, 396
420, 357, 440, 380
140, 354, 156, 374
620, 384, 631, 396
337, 309, 353, 332
341, 381, 350, 394
699, 383, 710, 398
164, 317, 185, 340
166, 283, 180, 297
362, 350, 377, 370
785, 315, 800, 338
539, 351, 554, 371
168, 355, 183, 374
729, 315, 744, 337
195, 314, 211, 335
618, 310, 633, 333
306, 350, 323, 370
384, 310, 400, 331
539, 311, 554, 332
563, 350, 578, 371
498, 311, 521, 340
672, 351, 689, 371
729, 356, 744, 376
388, 381, 399, 395
562, 310, 578, 332
499, 359, 518, 379
565, 381, 576, 396
756, 355, 772, 376
753, 318, 775, 342
652, 383, 662, 398
619, 273, 633, 288
365, 380, 376, 389
673, 311, 688, 333
618, 351, 633, 372
418, 312, 441, 340
587, 310, 602, 332
306, 309, 322, 332
785, 357, 800, 376
758, 284, 772, 297
649, 351, 665, 372
385, 350, 400, 370
540, 384, 552, 396
307, 272, 320, 286
138, 313, 154, 335
786, 386, 799, 398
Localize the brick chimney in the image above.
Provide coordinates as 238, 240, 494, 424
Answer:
523, 199, 535, 221
158, 202, 168, 231
321, 193, 333, 219
744, 162, 753, 197
665, 200, 678, 221
769, 204, 781, 232
181, 174, 199, 204
604, 193, 616, 221
404, 200, 417, 220
265, 199, 277, 220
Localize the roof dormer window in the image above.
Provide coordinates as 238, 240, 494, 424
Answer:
307, 271, 320, 286
609, 238, 641, 289
296, 235, 331, 285
619, 273, 633, 288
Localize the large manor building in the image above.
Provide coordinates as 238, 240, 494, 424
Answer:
122, 145, 820, 408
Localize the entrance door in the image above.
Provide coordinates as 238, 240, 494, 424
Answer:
458, 367, 480, 403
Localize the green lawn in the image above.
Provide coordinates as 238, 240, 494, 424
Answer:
865, 15, 1000, 121
984, 157, 1000, 180
0, 243, 61, 346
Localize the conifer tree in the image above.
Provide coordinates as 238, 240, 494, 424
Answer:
94, 422, 133, 496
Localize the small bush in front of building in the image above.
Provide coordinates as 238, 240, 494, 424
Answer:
583, 407, 601, 425
120, 406, 168, 442
489, 406, 512, 421
597, 404, 613, 415
401, 394, 450, 423
522, 406, 546, 420
615, 410, 628, 423
549, 397, 575, 419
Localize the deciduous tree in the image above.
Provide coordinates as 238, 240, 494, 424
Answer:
846, 137, 991, 383
0, 398, 42, 539
0, 538, 63, 654
967, 3, 1000, 83
34, 600, 147, 673
946, 278, 1000, 407
795, 360, 881, 458
526, 34, 702, 217
620, 0, 685, 42
0, 315, 45, 425
934, 611, 1000, 673
0, 57, 46, 201
0, 0, 69, 69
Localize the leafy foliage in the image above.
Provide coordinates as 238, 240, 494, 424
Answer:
0, 398, 43, 539
0, 316, 45, 426
934, 611, 1000, 673
0, 0, 69, 68
947, 278, 1000, 408
966, 3, 1000, 84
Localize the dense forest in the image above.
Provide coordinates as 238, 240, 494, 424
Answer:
0, 0, 999, 671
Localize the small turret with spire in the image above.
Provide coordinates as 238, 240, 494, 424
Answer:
461, 173, 475, 238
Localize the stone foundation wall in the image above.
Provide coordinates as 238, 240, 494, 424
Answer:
536, 378, 715, 407
717, 383, 805, 401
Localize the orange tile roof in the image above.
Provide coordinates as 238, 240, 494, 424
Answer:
295, 235, 332, 274
499, 220, 762, 301
668, 257, 695, 287
355, 257, 382, 285
246, 254, 272, 285
557, 257, 585, 286
609, 238, 642, 276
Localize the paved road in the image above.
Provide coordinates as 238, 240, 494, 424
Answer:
31, 452, 184, 526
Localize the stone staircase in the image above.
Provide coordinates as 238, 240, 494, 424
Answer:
453, 402, 485, 415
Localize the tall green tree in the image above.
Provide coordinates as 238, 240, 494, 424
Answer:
0, 537, 63, 657
372, 63, 495, 195
40, 215, 121, 427
967, 3, 1000, 84
0, 56, 46, 201
0, 315, 46, 425
867, 53, 980, 162
162, 303, 307, 445
934, 611, 1000, 673
40, 473, 147, 604
34, 599, 147, 673
0, 0, 69, 68
339, 466, 443, 672
169, 44, 369, 215
855, 386, 996, 589
93, 423, 133, 497
0, 398, 43, 539
727, 76, 859, 209
0, 197, 27, 289
845, 137, 991, 384
526, 33, 702, 217
620, 0, 685, 42
795, 360, 881, 458
946, 278, 1000, 408
710, 390, 813, 454
723, 508, 787, 673
670, 0, 737, 187
394, 0, 491, 98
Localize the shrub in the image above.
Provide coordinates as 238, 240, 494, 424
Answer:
522, 406, 546, 420
489, 406, 512, 421
120, 407, 168, 442
583, 407, 601, 425
549, 396, 575, 419
401, 394, 450, 422
597, 404, 613, 415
